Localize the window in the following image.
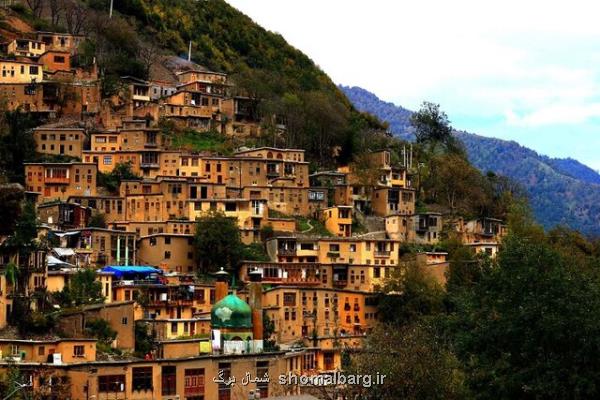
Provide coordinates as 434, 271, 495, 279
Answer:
165, 251, 171, 259
162, 366, 177, 395
256, 361, 269, 397
309, 190, 325, 201
73, 345, 84, 357
283, 292, 296, 306
99, 375, 125, 392
164, 236, 171, 245
103, 156, 112, 165
185, 368, 205, 396
38, 346, 45, 356
218, 363, 231, 400
132, 367, 153, 391
122, 317, 128, 325
29, 66, 39, 75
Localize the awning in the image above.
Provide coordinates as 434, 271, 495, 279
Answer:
53, 248, 75, 257
47, 255, 74, 267
52, 231, 80, 238
100, 266, 163, 279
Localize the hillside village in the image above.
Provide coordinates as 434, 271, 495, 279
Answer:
0, 3, 550, 400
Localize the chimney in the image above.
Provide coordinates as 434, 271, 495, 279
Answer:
248, 269, 263, 341
215, 267, 229, 302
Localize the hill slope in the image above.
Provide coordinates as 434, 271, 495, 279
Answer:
108, 0, 385, 164
341, 85, 600, 236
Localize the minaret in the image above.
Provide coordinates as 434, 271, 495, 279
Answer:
215, 267, 229, 302
248, 269, 264, 351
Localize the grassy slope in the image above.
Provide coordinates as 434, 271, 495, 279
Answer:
113, 0, 351, 104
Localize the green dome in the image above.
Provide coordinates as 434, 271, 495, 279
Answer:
211, 294, 252, 329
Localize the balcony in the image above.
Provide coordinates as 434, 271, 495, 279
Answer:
45, 176, 69, 184
374, 251, 390, 257
140, 162, 160, 169
144, 142, 158, 148
278, 248, 296, 257
333, 280, 347, 288
327, 252, 340, 259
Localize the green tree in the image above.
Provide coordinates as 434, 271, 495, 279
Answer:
86, 318, 117, 352
0, 109, 38, 183
241, 243, 270, 262
0, 364, 30, 400
451, 232, 600, 399
194, 210, 244, 274
1, 201, 39, 297
425, 153, 489, 215
444, 237, 486, 293
134, 322, 154, 357
0, 183, 25, 235
97, 162, 139, 193
378, 261, 445, 326
410, 102, 461, 154
263, 314, 278, 351
56, 269, 104, 307
347, 322, 467, 400
88, 211, 108, 228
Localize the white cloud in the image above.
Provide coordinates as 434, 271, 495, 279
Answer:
226, 0, 600, 164
505, 104, 600, 127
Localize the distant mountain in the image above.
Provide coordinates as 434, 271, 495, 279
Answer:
341, 85, 600, 236
543, 157, 600, 185
342, 86, 414, 140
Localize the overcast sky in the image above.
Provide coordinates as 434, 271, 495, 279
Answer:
227, 0, 600, 170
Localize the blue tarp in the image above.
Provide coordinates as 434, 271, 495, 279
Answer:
101, 266, 163, 279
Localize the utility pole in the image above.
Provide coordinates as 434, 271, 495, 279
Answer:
109, 0, 113, 18
188, 40, 192, 61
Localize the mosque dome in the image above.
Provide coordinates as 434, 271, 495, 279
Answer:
211, 293, 252, 329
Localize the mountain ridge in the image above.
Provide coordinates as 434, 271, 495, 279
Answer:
340, 85, 600, 236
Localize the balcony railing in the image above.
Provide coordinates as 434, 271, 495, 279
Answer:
374, 251, 390, 257
45, 176, 69, 184
333, 280, 347, 287
140, 162, 160, 169
278, 248, 296, 257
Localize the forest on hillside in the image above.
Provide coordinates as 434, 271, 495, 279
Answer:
342, 85, 600, 236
